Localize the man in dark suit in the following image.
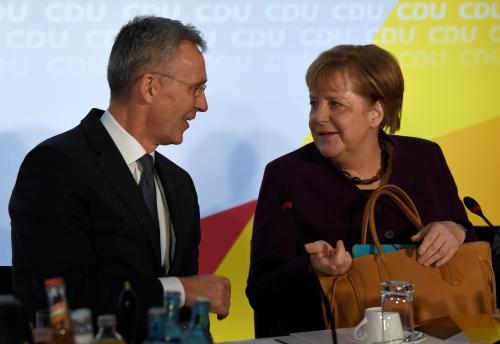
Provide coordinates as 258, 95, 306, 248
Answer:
9, 16, 230, 337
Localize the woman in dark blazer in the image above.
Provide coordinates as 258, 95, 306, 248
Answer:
246, 44, 475, 337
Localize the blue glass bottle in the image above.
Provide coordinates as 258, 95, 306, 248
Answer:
144, 307, 166, 344
163, 291, 183, 343
182, 298, 213, 344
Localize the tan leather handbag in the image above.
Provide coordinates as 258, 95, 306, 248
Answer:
319, 184, 496, 328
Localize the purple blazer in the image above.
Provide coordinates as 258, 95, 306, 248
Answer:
246, 134, 474, 337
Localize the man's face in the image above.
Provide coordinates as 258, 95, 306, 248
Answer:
148, 41, 208, 145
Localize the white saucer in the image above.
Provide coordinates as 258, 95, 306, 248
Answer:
349, 331, 426, 344
406, 331, 427, 343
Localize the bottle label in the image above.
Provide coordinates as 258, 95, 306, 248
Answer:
49, 302, 70, 330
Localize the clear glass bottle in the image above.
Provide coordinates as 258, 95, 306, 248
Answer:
183, 298, 213, 344
117, 281, 138, 344
94, 314, 125, 344
144, 307, 166, 344
163, 291, 183, 343
44, 277, 75, 344
71, 308, 93, 344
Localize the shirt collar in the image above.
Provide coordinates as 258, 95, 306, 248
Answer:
100, 110, 154, 165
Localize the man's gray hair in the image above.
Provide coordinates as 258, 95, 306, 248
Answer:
107, 16, 207, 100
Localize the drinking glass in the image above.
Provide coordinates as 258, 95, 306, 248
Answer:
35, 309, 51, 328
381, 280, 414, 343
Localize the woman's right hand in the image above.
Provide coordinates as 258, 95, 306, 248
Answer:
304, 240, 352, 276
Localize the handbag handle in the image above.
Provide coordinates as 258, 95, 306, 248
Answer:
360, 184, 463, 285
361, 184, 423, 253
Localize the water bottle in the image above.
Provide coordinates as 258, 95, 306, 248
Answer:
183, 298, 213, 344
164, 291, 183, 343
71, 308, 93, 344
94, 314, 125, 344
144, 307, 166, 344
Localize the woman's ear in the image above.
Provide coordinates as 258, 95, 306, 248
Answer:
369, 100, 384, 128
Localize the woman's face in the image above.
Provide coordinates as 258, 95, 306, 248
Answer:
308, 70, 383, 162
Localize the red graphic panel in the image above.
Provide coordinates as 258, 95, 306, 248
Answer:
199, 200, 257, 274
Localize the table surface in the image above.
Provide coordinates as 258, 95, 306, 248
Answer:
220, 314, 500, 344
220, 329, 466, 344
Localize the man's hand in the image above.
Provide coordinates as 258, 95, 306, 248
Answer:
179, 275, 231, 319
411, 221, 466, 267
304, 240, 352, 276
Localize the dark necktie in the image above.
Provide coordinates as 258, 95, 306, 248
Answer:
138, 154, 158, 226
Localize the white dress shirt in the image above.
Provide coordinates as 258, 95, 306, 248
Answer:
100, 110, 185, 305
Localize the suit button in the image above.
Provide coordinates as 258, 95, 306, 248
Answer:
384, 230, 394, 239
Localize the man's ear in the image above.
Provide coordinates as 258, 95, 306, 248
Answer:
137, 73, 156, 104
369, 100, 384, 128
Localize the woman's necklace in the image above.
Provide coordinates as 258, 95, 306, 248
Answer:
343, 141, 389, 185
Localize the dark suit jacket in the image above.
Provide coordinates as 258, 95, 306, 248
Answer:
246, 134, 474, 337
9, 108, 200, 338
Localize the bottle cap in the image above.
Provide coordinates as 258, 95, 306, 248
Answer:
71, 308, 92, 322
44, 277, 64, 289
97, 314, 117, 327
194, 296, 210, 304
148, 307, 166, 316
165, 291, 181, 298
192, 297, 211, 315
164, 291, 181, 304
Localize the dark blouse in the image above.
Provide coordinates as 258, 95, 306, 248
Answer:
246, 134, 474, 337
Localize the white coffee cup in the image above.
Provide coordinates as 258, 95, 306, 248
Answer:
353, 306, 404, 344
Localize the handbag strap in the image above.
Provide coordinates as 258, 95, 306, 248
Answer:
331, 274, 364, 324
360, 184, 463, 285
361, 185, 423, 252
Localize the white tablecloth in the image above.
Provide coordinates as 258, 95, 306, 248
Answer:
220, 328, 472, 344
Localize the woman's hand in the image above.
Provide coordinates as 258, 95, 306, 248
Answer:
304, 240, 352, 275
411, 221, 466, 267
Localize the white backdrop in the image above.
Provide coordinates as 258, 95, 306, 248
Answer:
0, 0, 397, 265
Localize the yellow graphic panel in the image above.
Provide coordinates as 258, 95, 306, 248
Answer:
371, 0, 500, 221
210, 217, 255, 342
452, 314, 500, 344
373, 0, 500, 139
436, 117, 500, 225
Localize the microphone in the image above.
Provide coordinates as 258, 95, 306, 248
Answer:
463, 196, 494, 227
464, 196, 500, 311
280, 197, 338, 344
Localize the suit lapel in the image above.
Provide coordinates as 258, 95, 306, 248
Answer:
80, 109, 162, 269
155, 155, 183, 275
